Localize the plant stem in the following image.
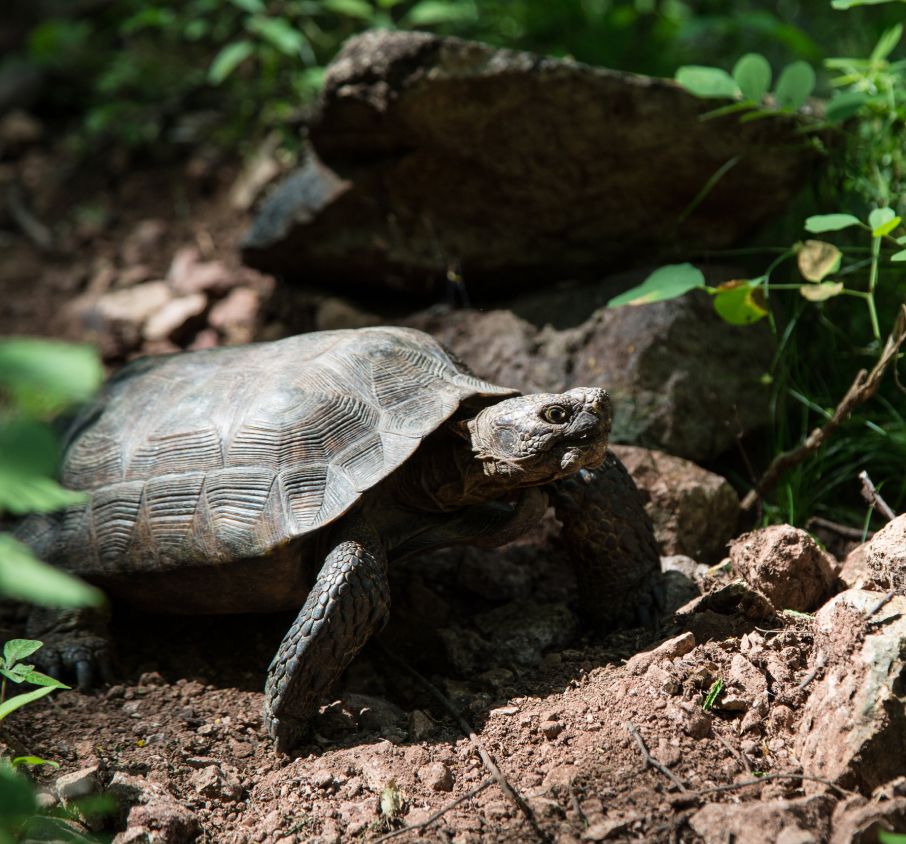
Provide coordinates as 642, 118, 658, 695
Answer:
867, 234, 882, 340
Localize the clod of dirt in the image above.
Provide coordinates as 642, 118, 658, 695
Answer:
796, 589, 906, 791
610, 445, 740, 564
624, 631, 696, 675
729, 525, 837, 612
675, 579, 776, 640
689, 795, 834, 844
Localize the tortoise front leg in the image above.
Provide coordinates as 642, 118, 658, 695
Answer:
548, 450, 664, 631
264, 515, 389, 753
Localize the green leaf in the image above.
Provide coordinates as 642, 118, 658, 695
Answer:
804, 213, 862, 233
825, 91, 868, 124
404, 0, 477, 24
675, 66, 740, 99
0, 472, 87, 515
800, 281, 845, 301
22, 669, 69, 689
711, 281, 769, 325
1, 664, 33, 683
702, 678, 724, 711
208, 40, 255, 85
0, 535, 105, 608
797, 240, 843, 282
12, 756, 60, 769
831, 0, 893, 9
890, 249, 906, 261
869, 207, 900, 236
607, 264, 706, 308
3, 639, 43, 666
871, 23, 903, 63
732, 53, 772, 102
774, 61, 815, 110
879, 832, 906, 844
0, 339, 102, 416
322, 0, 376, 20
247, 16, 306, 57
0, 761, 37, 816
0, 685, 58, 721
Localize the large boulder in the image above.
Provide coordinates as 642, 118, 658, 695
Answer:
243, 30, 822, 298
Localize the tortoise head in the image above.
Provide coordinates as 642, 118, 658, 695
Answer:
465, 388, 612, 486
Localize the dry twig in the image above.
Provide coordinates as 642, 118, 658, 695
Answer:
742, 305, 906, 512
797, 650, 826, 692
377, 643, 550, 843
626, 722, 688, 792
806, 515, 873, 542
673, 772, 854, 801
859, 470, 897, 521
373, 778, 494, 843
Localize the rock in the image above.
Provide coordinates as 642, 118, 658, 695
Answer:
408, 293, 773, 462
795, 589, 906, 791
243, 31, 821, 297
208, 287, 259, 343
688, 795, 833, 844
91, 281, 174, 328
417, 762, 454, 792
718, 653, 768, 712
660, 555, 708, 612
540, 720, 564, 740
125, 795, 199, 844
729, 525, 837, 612
168, 247, 241, 296
610, 446, 739, 563
839, 543, 872, 590
188, 765, 243, 801
142, 293, 207, 342
408, 709, 435, 741
624, 631, 696, 675
56, 766, 98, 803
862, 514, 906, 594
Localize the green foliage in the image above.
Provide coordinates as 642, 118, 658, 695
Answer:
702, 678, 723, 711
606, 263, 705, 306
0, 339, 105, 610
878, 831, 906, 844
0, 640, 69, 724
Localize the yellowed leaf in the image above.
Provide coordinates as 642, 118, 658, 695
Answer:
799, 281, 844, 301
797, 240, 842, 282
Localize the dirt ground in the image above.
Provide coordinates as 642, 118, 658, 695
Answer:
2, 133, 904, 843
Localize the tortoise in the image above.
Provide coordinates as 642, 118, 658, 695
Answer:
22, 326, 662, 751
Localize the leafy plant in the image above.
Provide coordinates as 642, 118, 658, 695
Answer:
0, 339, 105, 609
0, 639, 68, 770
702, 678, 724, 711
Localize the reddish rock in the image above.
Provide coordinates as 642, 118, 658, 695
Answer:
729, 525, 837, 612
864, 514, 906, 594
143, 293, 207, 342
689, 795, 833, 844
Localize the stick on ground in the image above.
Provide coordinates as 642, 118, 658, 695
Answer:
859, 470, 897, 522
626, 722, 688, 792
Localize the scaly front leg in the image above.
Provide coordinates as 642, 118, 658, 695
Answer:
548, 450, 664, 631
264, 514, 389, 753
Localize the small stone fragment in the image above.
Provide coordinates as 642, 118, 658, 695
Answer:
93, 281, 173, 326
142, 293, 207, 342
624, 632, 695, 675
56, 766, 98, 803
540, 720, 564, 740
417, 762, 454, 792
689, 795, 833, 844
408, 709, 435, 741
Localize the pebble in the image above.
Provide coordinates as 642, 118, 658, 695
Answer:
56, 766, 98, 803
417, 762, 454, 792
540, 720, 564, 740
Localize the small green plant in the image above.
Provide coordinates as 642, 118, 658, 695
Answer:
0, 640, 69, 730
0, 338, 105, 609
702, 678, 724, 712
878, 831, 906, 844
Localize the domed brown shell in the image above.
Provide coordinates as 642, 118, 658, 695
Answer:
43, 327, 515, 577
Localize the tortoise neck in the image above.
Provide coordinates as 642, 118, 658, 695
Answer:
392, 427, 501, 512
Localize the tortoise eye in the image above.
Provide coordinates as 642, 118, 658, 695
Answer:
543, 405, 569, 424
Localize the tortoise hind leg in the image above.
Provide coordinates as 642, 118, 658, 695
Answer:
264, 515, 389, 753
548, 450, 665, 632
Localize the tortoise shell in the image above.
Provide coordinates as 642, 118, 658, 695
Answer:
40, 327, 515, 578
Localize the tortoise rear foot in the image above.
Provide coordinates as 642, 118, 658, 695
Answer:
264, 516, 389, 753
26, 607, 114, 690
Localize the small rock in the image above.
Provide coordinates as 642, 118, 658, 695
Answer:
718, 653, 768, 712
208, 286, 259, 342
168, 248, 239, 296
624, 632, 696, 675
126, 795, 199, 844
540, 720, 564, 740
729, 525, 837, 612
142, 293, 207, 342
345, 693, 406, 734
93, 281, 174, 327
862, 514, 906, 594
313, 770, 336, 791
56, 766, 98, 803
831, 780, 906, 843
137, 671, 165, 688
417, 762, 454, 792
582, 817, 636, 840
